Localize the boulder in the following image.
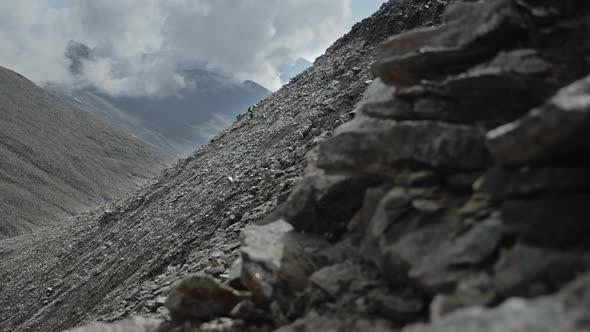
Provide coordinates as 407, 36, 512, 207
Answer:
487, 75, 590, 166
317, 115, 489, 177
239, 220, 328, 307
404, 272, 590, 332
164, 273, 247, 322
374, 0, 528, 86
275, 170, 381, 235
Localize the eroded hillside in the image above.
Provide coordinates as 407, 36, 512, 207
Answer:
0, 66, 168, 239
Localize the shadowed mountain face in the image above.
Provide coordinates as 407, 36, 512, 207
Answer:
105, 69, 271, 155
53, 43, 272, 157
0, 66, 168, 239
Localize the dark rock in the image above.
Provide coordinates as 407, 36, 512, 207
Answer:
493, 244, 590, 297
317, 115, 489, 177
360, 187, 411, 266
407, 218, 504, 293
501, 195, 590, 245
477, 166, 590, 199
429, 273, 495, 321
275, 170, 381, 235
429, 49, 585, 125
487, 75, 590, 166
374, 0, 528, 86
367, 288, 425, 322
309, 263, 363, 298
164, 273, 247, 322
405, 272, 590, 332
239, 220, 327, 307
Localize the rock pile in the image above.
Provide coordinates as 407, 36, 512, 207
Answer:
152, 0, 590, 330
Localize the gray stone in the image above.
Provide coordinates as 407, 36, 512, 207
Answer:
164, 273, 247, 322
240, 220, 327, 307
360, 187, 411, 266
487, 75, 590, 166
309, 263, 363, 298
64, 317, 162, 332
275, 170, 380, 235
317, 115, 489, 177
404, 272, 590, 332
374, 0, 528, 86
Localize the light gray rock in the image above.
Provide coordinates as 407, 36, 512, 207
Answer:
64, 317, 161, 332
240, 220, 327, 307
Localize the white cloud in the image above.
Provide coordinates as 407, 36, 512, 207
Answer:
0, 0, 352, 96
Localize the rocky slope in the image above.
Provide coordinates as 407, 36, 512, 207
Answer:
2, 0, 590, 331
0, 66, 169, 239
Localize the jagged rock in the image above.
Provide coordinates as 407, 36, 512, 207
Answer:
501, 195, 590, 245
358, 80, 466, 124
309, 263, 363, 298
164, 273, 247, 322
423, 49, 584, 125
493, 244, 590, 297
374, 0, 528, 86
64, 317, 161, 332
367, 288, 425, 322
274, 314, 396, 332
476, 166, 590, 199
429, 273, 495, 321
274, 170, 381, 235
487, 75, 590, 166
317, 115, 489, 177
404, 272, 590, 332
408, 218, 504, 293
239, 220, 327, 307
374, 212, 503, 293
360, 187, 411, 264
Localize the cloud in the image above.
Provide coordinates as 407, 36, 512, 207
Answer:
0, 0, 352, 96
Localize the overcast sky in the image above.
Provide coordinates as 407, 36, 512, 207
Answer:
0, 0, 386, 96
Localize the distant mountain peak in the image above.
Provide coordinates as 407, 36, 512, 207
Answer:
279, 57, 312, 84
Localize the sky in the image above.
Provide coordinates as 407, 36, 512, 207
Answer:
0, 0, 386, 96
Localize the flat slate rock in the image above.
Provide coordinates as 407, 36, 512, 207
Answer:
487, 75, 590, 166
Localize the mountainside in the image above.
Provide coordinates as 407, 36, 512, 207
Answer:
0, 66, 168, 239
53, 45, 272, 157
2, 0, 590, 332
